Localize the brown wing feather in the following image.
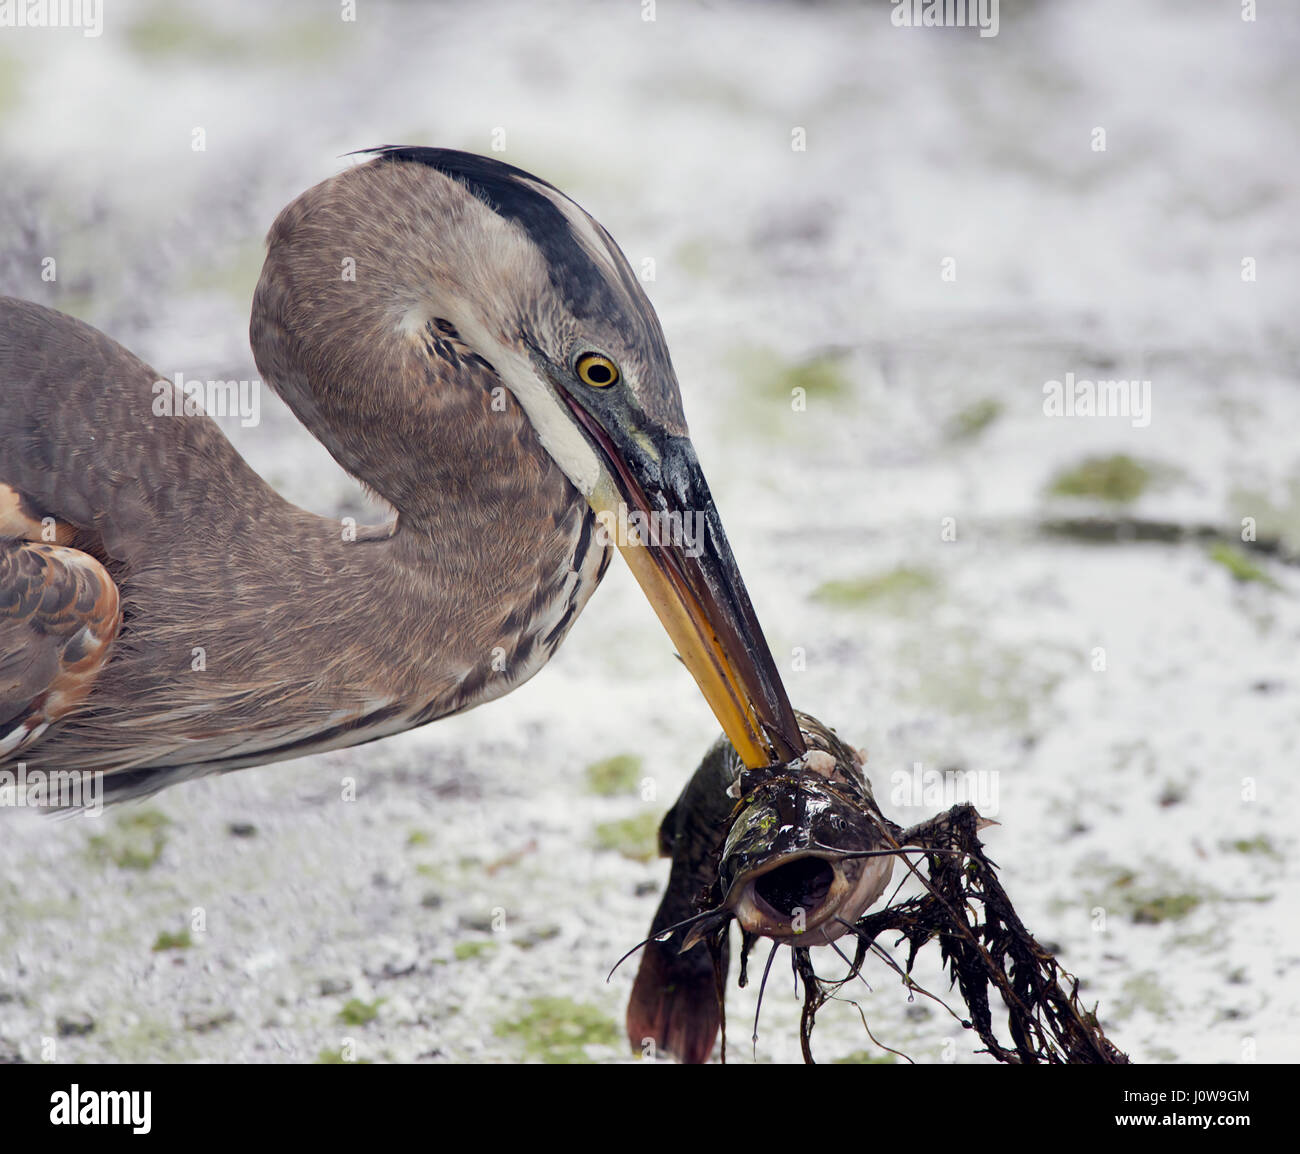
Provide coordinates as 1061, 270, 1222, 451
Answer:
0, 539, 120, 757
0, 295, 278, 567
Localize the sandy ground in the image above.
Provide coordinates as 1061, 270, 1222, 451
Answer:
1, 0, 1298, 1064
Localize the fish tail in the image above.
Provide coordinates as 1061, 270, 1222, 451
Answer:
626, 909, 728, 1064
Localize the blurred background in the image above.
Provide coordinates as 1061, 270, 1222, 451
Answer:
1, 0, 1298, 1064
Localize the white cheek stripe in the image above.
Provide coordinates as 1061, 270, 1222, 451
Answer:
392, 183, 611, 501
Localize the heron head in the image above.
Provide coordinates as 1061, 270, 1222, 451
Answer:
253, 147, 804, 768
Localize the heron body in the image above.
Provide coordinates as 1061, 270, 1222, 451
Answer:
1, 148, 805, 803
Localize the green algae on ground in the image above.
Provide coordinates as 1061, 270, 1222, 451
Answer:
90, 1010, 204, 1063
151, 928, 192, 951
729, 345, 852, 407
126, 7, 251, 59
592, 812, 661, 862
1229, 478, 1300, 556
833, 1050, 898, 1064
316, 1048, 373, 1064
87, 809, 170, 871
1130, 893, 1202, 924
0, 49, 24, 121
674, 238, 713, 279
1047, 454, 1153, 503
1208, 543, 1279, 588
1222, 834, 1281, 859
1082, 864, 1208, 925
584, 753, 643, 796
493, 996, 620, 1063
338, 998, 384, 1026
896, 626, 1062, 729
946, 398, 1003, 441
513, 924, 562, 951
453, 939, 496, 962
127, 6, 343, 65
812, 564, 937, 608
1114, 971, 1175, 1020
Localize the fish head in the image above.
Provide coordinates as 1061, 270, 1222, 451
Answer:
719, 772, 895, 947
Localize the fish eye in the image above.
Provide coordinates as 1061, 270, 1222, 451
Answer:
574, 351, 619, 388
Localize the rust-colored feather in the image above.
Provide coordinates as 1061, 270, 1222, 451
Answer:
0, 537, 120, 757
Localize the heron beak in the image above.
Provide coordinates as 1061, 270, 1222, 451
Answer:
563, 397, 804, 768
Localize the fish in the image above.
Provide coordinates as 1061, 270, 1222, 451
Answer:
625, 711, 901, 1063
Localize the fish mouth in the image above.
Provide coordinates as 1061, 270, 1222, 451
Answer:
728, 849, 894, 947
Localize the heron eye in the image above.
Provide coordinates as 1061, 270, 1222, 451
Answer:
575, 352, 619, 388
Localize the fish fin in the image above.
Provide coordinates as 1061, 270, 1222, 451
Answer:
626, 932, 729, 1064
680, 911, 728, 952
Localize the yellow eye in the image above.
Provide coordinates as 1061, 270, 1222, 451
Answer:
575, 352, 619, 388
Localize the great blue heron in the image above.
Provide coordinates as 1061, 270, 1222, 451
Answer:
0, 147, 807, 803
